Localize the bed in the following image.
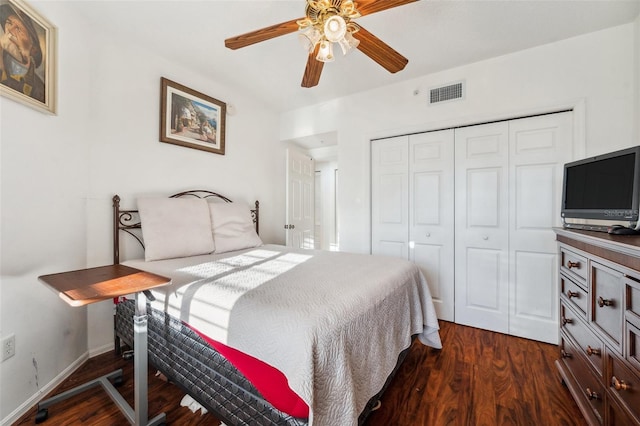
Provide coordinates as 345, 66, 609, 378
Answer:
112, 190, 442, 426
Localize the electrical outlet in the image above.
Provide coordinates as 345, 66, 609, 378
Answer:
2, 334, 15, 361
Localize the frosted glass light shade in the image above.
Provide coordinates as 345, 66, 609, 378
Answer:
298, 27, 322, 53
324, 16, 347, 43
316, 40, 334, 62
338, 31, 360, 55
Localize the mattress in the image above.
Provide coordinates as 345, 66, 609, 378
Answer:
122, 244, 441, 425
115, 299, 308, 425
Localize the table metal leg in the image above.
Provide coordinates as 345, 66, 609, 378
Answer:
35, 292, 166, 425
133, 291, 166, 426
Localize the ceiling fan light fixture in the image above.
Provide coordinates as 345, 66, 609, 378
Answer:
225, 0, 412, 89
316, 40, 334, 62
324, 15, 347, 43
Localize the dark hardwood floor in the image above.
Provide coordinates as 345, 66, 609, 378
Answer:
14, 321, 585, 426
366, 321, 586, 426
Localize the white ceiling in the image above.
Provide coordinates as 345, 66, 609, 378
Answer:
70, 0, 639, 116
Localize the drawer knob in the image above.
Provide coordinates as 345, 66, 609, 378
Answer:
597, 296, 613, 308
611, 376, 631, 391
566, 290, 579, 299
561, 316, 573, 325
561, 349, 572, 359
585, 388, 601, 400
586, 346, 601, 356
567, 261, 580, 269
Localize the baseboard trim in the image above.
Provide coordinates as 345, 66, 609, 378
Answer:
89, 342, 114, 357
1, 351, 89, 426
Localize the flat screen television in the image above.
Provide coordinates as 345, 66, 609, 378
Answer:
561, 146, 640, 223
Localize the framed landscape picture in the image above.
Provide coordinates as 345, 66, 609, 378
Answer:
0, 0, 57, 114
160, 77, 226, 155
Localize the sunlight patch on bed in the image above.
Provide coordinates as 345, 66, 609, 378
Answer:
168, 249, 313, 343
175, 249, 282, 279
175, 261, 234, 279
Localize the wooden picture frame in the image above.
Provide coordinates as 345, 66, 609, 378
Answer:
0, 0, 57, 114
160, 77, 226, 155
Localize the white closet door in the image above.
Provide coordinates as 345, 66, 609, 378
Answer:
371, 136, 409, 259
508, 112, 572, 344
409, 130, 455, 321
455, 122, 510, 333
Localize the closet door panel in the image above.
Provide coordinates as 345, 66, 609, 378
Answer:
410, 130, 455, 321
376, 241, 408, 259
455, 122, 510, 333
413, 172, 441, 225
466, 168, 501, 227
371, 136, 409, 259
515, 164, 556, 228
466, 247, 502, 307
413, 244, 443, 300
508, 112, 572, 344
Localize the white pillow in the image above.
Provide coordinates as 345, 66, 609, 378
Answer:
209, 202, 263, 253
138, 197, 215, 261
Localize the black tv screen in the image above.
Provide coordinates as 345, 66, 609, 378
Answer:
561, 146, 640, 221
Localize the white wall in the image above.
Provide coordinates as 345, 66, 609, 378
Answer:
280, 22, 639, 255
0, 2, 284, 423
0, 4, 93, 422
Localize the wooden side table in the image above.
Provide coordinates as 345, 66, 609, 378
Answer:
37, 264, 171, 425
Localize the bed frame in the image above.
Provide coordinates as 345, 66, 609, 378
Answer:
112, 189, 259, 264
112, 190, 407, 425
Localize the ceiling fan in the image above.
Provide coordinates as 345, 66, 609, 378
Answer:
225, 0, 417, 88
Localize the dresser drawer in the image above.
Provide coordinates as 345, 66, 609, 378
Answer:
607, 394, 639, 426
627, 321, 640, 375
591, 262, 624, 351
627, 276, 640, 329
561, 302, 604, 377
561, 247, 588, 284
561, 273, 588, 317
607, 351, 640, 423
559, 335, 605, 423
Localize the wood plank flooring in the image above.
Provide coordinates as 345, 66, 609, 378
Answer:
14, 321, 586, 425
366, 321, 586, 426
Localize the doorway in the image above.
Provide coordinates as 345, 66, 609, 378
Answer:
314, 161, 339, 251
285, 132, 339, 251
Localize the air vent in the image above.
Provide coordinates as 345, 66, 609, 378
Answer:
429, 81, 464, 104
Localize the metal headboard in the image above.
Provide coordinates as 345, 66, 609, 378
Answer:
112, 190, 259, 264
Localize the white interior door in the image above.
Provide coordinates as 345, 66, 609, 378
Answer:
371, 136, 409, 259
508, 112, 573, 344
455, 122, 510, 333
409, 130, 455, 321
286, 147, 315, 248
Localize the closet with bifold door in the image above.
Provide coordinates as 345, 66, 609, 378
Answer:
372, 129, 455, 321
371, 111, 574, 343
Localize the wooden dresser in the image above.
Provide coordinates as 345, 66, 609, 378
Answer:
555, 228, 640, 425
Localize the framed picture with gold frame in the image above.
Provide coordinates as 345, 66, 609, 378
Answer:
160, 77, 226, 155
0, 0, 57, 114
